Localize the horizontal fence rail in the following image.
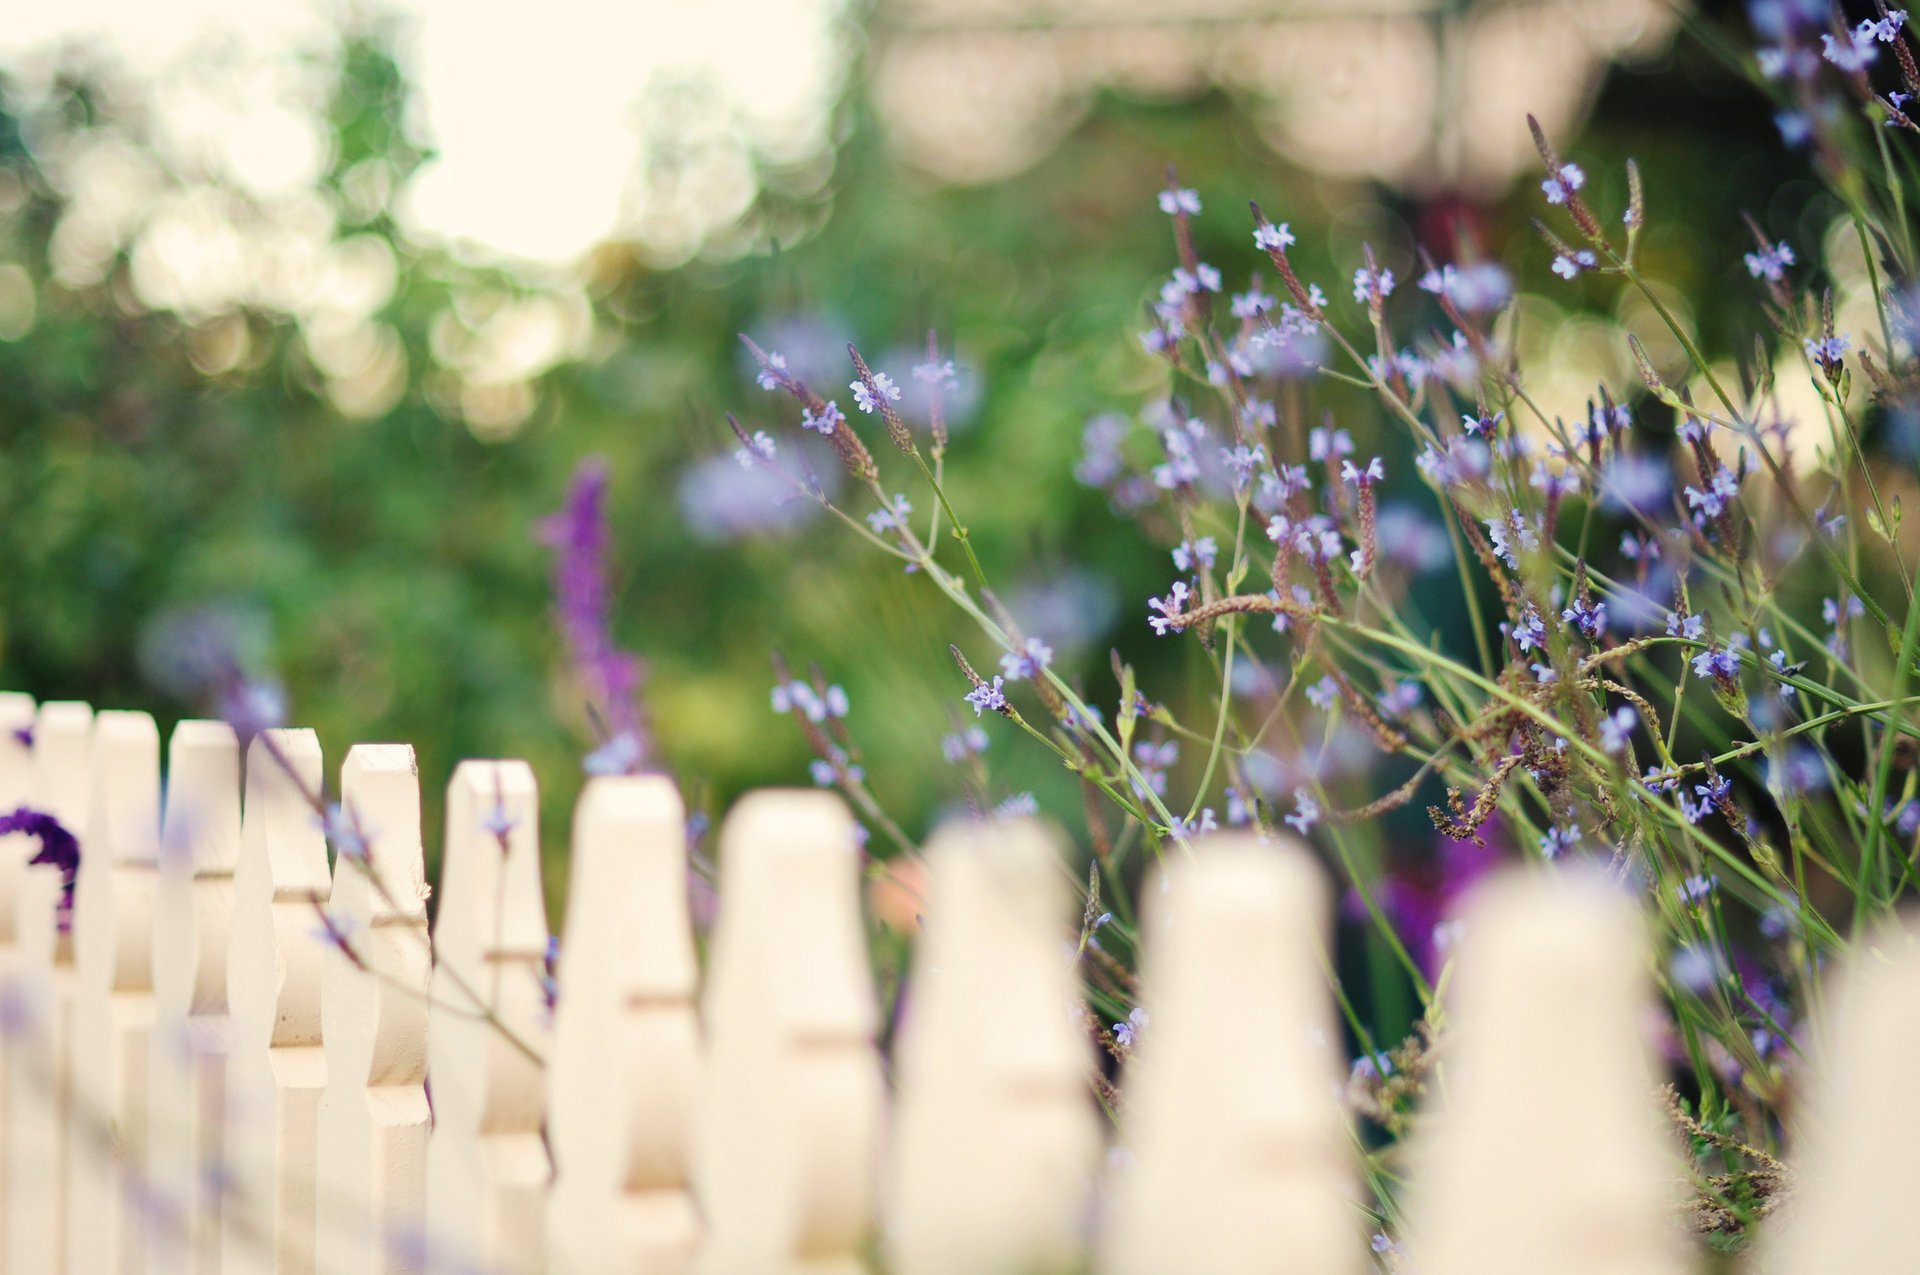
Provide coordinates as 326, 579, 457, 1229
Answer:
0, 693, 1909, 1273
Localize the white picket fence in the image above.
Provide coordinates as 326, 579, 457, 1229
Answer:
0, 691, 1912, 1274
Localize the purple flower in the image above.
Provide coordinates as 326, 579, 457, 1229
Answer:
941, 726, 988, 763
1284, 788, 1321, 835
1822, 27, 1878, 71
801, 401, 844, 434
964, 676, 1009, 717
1173, 536, 1218, 572
1691, 646, 1739, 682
1113, 1007, 1148, 1050
1253, 223, 1295, 252
1310, 426, 1354, 462
999, 637, 1054, 682
1512, 605, 1548, 654
1551, 249, 1598, 280
1168, 809, 1218, 840
1601, 705, 1637, 754
1158, 186, 1201, 216
866, 492, 913, 533
1485, 510, 1538, 568
1744, 241, 1796, 281
319, 803, 371, 861
1804, 333, 1850, 368
754, 351, 789, 391
1667, 611, 1706, 641
1305, 676, 1338, 711
1352, 264, 1395, 306
1561, 598, 1607, 641
1541, 162, 1585, 205
995, 792, 1040, 819
0, 807, 80, 930
850, 371, 900, 414
1677, 873, 1719, 906
1147, 581, 1191, 636
1341, 456, 1385, 486
734, 430, 777, 467
540, 459, 650, 771
1540, 823, 1580, 859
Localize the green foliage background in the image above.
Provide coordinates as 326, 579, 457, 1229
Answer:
0, 10, 1807, 901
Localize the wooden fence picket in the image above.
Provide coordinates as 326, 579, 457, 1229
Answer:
313, 744, 431, 1275
150, 719, 243, 1275
888, 816, 1098, 1275
423, 760, 551, 1272
224, 729, 330, 1275
0, 691, 34, 1266
546, 775, 700, 1274
68, 710, 164, 1274
695, 790, 881, 1275
1760, 918, 1920, 1272
1400, 870, 1687, 1275
7, 700, 91, 1275
1100, 832, 1357, 1275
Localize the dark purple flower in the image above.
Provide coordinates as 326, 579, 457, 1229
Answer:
0, 807, 80, 930
540, 458, 652, 773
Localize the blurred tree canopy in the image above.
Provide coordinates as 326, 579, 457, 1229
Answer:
0, 7, 1810, 898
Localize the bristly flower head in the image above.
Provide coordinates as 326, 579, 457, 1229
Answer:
539, 457, 651, 774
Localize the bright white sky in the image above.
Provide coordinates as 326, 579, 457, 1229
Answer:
0, 0, 843, 266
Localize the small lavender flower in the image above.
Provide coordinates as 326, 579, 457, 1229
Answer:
1173, 536, 1218, 572
1253, 222, 1295, 252
1351, 264, 1395, 306
1561, 598, 1607, 641
1513, 605, 1548, 654
1744, 241, 1796, 281
1284, 789, 1321, 835
801, 401, 844, 434
1551, 249, 1598, 280
964, 676, 1008, 717
1804, 332, 1850, 368
1691, 646, 1739, 681
866, 492, 913, 533
754, 351, 789, 390
1485, 509, 1538, 568
1377, 680, 1422, 717
1158, 185, 1201, 216
1167, 809, 1218, 840
1600, 705, 1637, 754
1309, 426, 1354, 464
1147, 581, 1192, 636
999, 637, 1054, 682
1112, 1007, 1148, 1050
1341, 456, 1385, 486
1822, 26, 1879, 71
940, 725, 989, 762
1667, 611, 1706, 641
995, 792, 1040, 819
734, 431, 776, 467
1540, 823, 1581, 859
1677, 873, 1719, 906
1305, 676, 1339, 711
1541, 162, 1585, 205
850, 371, 901, 414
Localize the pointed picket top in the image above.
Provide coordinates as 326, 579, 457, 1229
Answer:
1100, 831, 1357, 1275
224, 728, 331, 1275
7, 700, 91, 1275
314, 743, 431, 1275
424, 760, 550, 1273
696, 789, 881, 1274
1759, 919, 1920, 1272
547, 775, 700, 1274
68, 709, 163, 1275
1401, 867, 1687, 1275
150, 719, 242, 1274
889, 816, 1099, 1275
